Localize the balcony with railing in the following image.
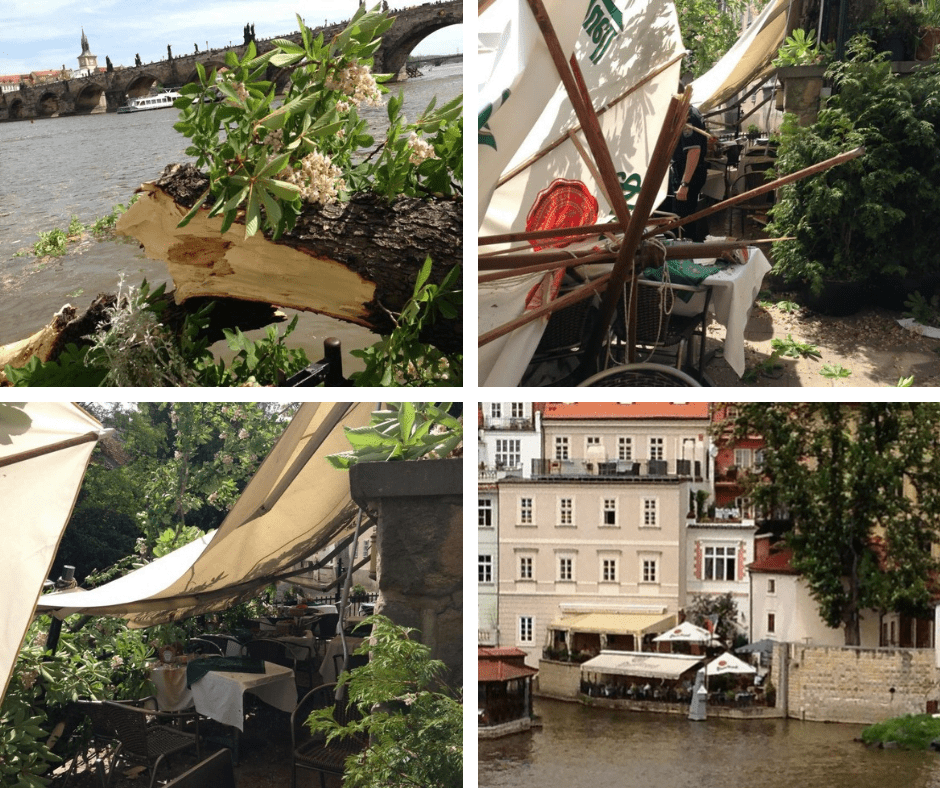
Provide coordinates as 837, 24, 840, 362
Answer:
483, 415, 535, 431
531, 457, 700, 480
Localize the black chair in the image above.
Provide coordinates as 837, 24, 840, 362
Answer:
185, 638, 223, 657
291, 683, 366, 788
77, 698, 200, 788
615, 278, 712, 379
332, 652, 369, 680
246, 638, 315, 694
313, 614, 340, 657
198, 634, 246, 657
163, 749, 236, 788
530, 291, 597, 364
577, 363, 703, 387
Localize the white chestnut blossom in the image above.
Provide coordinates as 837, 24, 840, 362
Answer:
325, 60, 381, 107
406, 132, 438, 166
284, 151, 347, 205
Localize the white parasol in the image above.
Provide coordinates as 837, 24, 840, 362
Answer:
706, 650, 757, 677
653, 620, 716, 644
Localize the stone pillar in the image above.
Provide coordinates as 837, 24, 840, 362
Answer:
349, 458, 462, 687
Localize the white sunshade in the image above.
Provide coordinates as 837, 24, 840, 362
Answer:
653, 620, 714, 643
0, 403, 106, 701
38, 402, 373, 627
690, 0, 792, 113
706, 650, 757, 676
581, 650, 703, 680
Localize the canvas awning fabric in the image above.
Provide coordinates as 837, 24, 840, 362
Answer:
653, 620, 715, 643
690, 0, 793, 113
581, 650, 702, 680
706, 650, 757, 676
0, 403, 106, 701
37, 402, 373, 627
550, 611, 675, 638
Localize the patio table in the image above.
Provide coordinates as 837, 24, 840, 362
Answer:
319, 636, 365, 683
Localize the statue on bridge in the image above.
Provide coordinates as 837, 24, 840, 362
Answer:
106, 56, 113, 72
135, 53, 142, 67
243, 24, 256, 45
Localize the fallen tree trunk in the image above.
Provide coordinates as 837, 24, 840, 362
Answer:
117, 164, 463, 354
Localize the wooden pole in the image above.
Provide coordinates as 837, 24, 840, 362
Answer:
645, 146, 866, 240
479, 250, 618, 282
479, 274, 611, 347
583, 90, 692, 366
524, 0, 633, 228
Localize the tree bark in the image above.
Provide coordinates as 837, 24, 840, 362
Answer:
117, 164, 462, 354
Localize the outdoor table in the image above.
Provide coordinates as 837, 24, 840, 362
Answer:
319, 635, 365, 683
666, 246, 771, 377
150, 660, 195, 712
189, 660, 296, 731
273, 631, 317, 661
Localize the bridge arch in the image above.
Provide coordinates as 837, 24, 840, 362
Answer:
379, 3, 462, 79
179, 59, 228, 88
124, 74, 161, 97
74, 83, 106, 113
8, 98, 26, 119
37, 92, 60, 117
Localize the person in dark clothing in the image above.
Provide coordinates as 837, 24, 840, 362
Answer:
668, 98, 709, 241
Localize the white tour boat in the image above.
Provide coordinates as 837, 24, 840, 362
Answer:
117, 90, 181, 114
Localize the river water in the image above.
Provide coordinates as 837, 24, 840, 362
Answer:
478, 698, 940, 788
0, 60, 461, 366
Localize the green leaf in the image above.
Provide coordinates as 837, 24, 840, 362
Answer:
266, 179, 302, 201
398, 402, 416, 442
176, 188, 210, 229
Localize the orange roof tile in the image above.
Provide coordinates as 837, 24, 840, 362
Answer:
543, 402, 710, 419
479, 659, 538, 682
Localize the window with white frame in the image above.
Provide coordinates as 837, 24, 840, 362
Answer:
519, 616, 534, 644
767, 578, 776, 595
478, 498, 493, 527
519, 555, 533, 580
767, 612, 775, 634
495, 438, 521, 468
618, 436, 633, 461
602, 498, 617, 526
478, 554, 493, 583
586, 436, 601, 451
558, 556, 574, 582
736, 496, 754, 518
642, 497, 658, 527
555, 436, 570, 460
519, 497, 533, 525
558, 497, 574, 526
649, 436, 664, 461
734, 448, 752, 468
704, 545, 737, 581
490, 403, 502, 418
511, 402, 525, 418
601, 557, 618, 582
641, 556, 659, 583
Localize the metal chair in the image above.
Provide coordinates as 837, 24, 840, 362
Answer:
332, 652, 369, 680
198, 634, 246, 657
312, 614, 340, 659
163, 749, 236, 788
530, 291, 597, 364
77, 698, 200, 788
291, 683, 366, 788
185, 638, 223, 657
614, 278, 712, 379
577, 363, 703, 387
245, 638, 315, 695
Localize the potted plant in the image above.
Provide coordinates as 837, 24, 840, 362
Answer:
863, 0, 925, 60
774, 28, 835, 124
349, 583, 368, 603
917, 0, 940, 59
148, 622, 187, 664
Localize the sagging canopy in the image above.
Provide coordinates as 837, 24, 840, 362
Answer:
581, 650, 703, 680
0, 403, 107, 701
690, 0, 793, 113
37, 402, 372, 628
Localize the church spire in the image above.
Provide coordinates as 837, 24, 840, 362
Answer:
81, 28, 90, 55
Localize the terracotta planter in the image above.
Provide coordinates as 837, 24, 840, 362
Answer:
917, 27, 940, 60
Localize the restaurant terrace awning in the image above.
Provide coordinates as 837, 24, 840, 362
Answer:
581, 650, 703, 680
550, 611, 676, 639
1, 403, 107, 700
38, 402, 373, 627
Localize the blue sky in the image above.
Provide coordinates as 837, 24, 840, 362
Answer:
0, 0, 463, 76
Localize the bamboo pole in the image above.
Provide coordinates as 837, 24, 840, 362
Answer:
583, 90, 693, 365
645, 146, 866, 240
478, 274, 611, 347
523, 0, 633, 228
479, 0, 498, 14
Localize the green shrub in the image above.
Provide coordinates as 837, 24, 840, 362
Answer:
862, 713, 940, 750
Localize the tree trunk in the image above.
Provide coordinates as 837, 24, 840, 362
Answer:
116, 164, 462, 354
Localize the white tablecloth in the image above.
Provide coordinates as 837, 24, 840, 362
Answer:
152, 660, 296, 731
671, 247, 771, 377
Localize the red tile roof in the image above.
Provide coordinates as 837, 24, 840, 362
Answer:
479, 647, 528, 659
479, 659, 538, 682
748, 544, 799, 574
543, 402, 710, 419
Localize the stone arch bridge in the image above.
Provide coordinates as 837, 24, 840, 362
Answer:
1, 1, 460, 121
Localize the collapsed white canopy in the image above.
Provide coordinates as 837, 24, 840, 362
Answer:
38, 402, 372, 627
0, 403, 106, 701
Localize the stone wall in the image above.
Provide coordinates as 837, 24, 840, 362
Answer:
780, 642, 940, 724
535, 659, 582, 700
350, 459, 462, 687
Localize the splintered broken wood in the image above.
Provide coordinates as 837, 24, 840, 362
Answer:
117, 164, 462, 353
